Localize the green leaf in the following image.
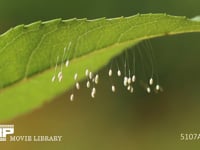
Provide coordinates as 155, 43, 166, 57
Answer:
0, 13, 200, 121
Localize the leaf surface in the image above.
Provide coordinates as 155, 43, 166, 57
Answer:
0, 14, 200, 121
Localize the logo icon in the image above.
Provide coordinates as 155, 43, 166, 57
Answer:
0, 125, 14, 141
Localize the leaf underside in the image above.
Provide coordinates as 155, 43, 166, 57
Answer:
0, 13, 200, 121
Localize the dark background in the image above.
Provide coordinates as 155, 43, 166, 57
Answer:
1, 0, 200, 149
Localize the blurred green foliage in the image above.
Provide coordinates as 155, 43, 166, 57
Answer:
0, 0, 200, 150
1, 0, 200, 32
